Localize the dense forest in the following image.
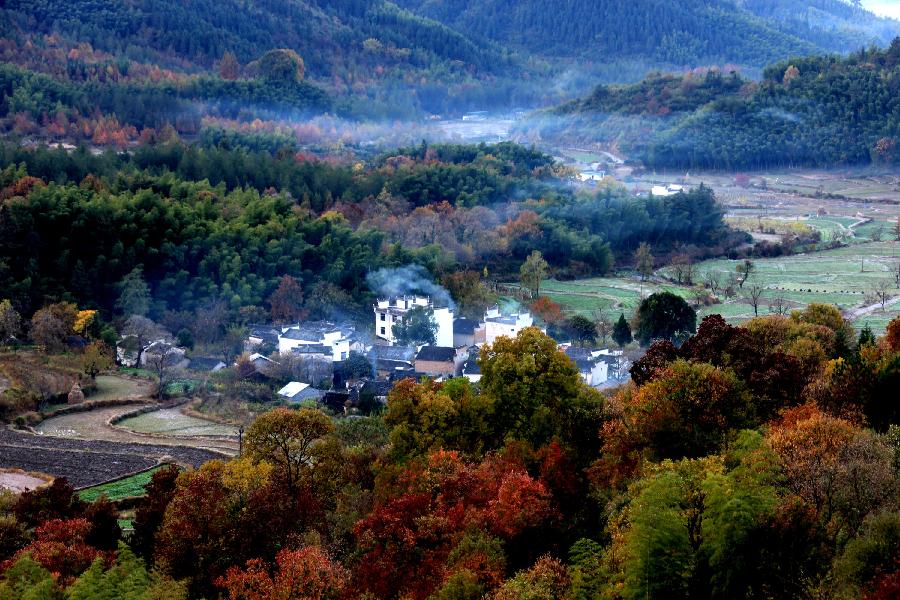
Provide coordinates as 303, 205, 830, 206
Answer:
0, 141, 736, 320
543, 39, 900, 169
398, 0, 900, 65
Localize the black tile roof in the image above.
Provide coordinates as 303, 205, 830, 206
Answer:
415, 346, 457, 362
453, 318, 479, 335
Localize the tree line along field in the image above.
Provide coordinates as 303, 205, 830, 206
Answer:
534, 239, 900, 333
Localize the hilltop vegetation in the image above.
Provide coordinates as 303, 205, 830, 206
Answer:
399, 0, 900, 65
546, 39, 900, 169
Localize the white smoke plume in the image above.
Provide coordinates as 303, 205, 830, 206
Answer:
366, 265, 455, 309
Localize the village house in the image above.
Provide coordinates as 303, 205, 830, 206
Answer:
277, 321, 355, 362
481, 306, 536, 345
374, 296, 454, 347
453, 317, 480, 347
277, 381, 325, 404
246, 325, 280, 352
188, 356, 227, 373
242, 353, 278, 380
414, 345, 467, 377
368, 345, 417, 378
562, 346, 610, 387
140, 340, 190, 370
462, 351, 481, 383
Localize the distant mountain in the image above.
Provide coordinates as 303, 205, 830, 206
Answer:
0, 0, 547, 115
535, 39, 900, 169
739, 0, 900, 50
0, 0, 513, 78
398, 0, 900, 66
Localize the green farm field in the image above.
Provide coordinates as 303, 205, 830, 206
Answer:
78, 466, 166, 502
534, 240, 900, 333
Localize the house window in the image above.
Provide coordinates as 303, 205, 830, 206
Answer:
380, 327, 385, 335
380, 313, 385, 321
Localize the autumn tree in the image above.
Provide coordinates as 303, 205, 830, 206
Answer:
145, 347, 178, 399
886, 316, 900, 352
479, 328, 604, 452
634, 292, 696, 345
268, 275, 305, 323
493, 555, 570, 600
529, 297, 563, 327
218, 51, 240, 80
443, 270, 498, 319
384, 378, 491, 459
30, 302, 77, 352
597, 360, 754, 487
635, 242, 654, 281
154, 459, 298, 598
131, 464, 181, 562
612, 313, 632, 347
258, 48, 305, 84
519, 250, 548, 299
670, 253, 694, 285
81, 341, 112, 379
767, 405, 897, 539
0, 299, 22, 341
244, 407, 335, 493
218, 546, 348, 600
12, 518, 104, 585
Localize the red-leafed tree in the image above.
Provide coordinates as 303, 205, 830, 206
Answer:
13, 518, 105, 585
218, 546, 348, 600
269, 275, 305, 323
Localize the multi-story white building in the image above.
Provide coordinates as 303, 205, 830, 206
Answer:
482, 306, 535, 345
374, 296, 454, 347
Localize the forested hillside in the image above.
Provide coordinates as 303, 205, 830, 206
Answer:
0, 0, 542, 116
0, 141, 737, 320
0, 0, 513, 78
541, 39, 900, 169
398, 0, 900, 65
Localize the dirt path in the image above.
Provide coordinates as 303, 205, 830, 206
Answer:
846, 294, 900, 320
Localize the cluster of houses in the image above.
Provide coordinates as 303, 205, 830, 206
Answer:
117, 294, 626, 415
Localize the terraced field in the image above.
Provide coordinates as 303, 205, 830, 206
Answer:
533, 240, 900, 333
36, 404, 238, 453
118, 408, 238, 437
0, 428, 220, 488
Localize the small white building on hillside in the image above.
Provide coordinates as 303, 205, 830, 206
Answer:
374, 296, 454, 347
651, 184, 685, 197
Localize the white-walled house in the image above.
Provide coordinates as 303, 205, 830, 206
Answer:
277, 322, 354, 362
562, 346, 611, 387
374, 296, 454, 347
482, 306, 535, 345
